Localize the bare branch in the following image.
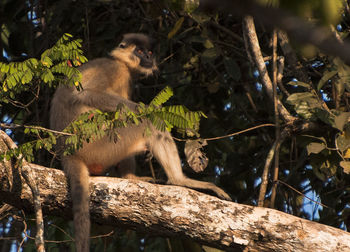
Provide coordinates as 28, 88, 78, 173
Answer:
270, 29, 280, 208
0, 131, 46, 252
242, 16, 295, 122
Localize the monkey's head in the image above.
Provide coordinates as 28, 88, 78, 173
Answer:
110, 33, 157, 76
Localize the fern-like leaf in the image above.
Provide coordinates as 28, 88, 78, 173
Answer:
149, 86, 173, 107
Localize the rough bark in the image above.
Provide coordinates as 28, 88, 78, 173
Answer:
1, 151, 350, 251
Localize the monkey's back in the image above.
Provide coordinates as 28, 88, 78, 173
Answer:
50, 57, 131, 131
50, 85, 93, 132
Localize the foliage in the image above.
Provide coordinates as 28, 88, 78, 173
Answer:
62, 85, 204, 156
1, 0, 350, 251
0, 33, 86, 102
257, 0, 343, 25
286, 58, 350, 178
0, 33, 203, 163
2, 85, 204, 162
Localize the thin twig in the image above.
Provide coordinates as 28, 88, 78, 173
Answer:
258, 140, 275, 207
90, 230, 115, 240
277, 180, 330, 209
0, 204, 13, 220
276, 56, 290, 96
18, 211, 28, 252
0, 123, 73, 136
270, 29, 281, 208
173, 123, 275, 142
48, 223, 74, 241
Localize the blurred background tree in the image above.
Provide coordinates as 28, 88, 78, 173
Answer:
1, 0, 350, 251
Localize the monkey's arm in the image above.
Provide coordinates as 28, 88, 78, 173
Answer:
72, 88, 138, 112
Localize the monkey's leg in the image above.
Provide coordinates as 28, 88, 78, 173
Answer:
149, 133, 231, 201
62, 156, 90, 252
114, 157, 154, 182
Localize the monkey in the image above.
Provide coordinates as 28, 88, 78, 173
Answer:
50, 33, 230, 252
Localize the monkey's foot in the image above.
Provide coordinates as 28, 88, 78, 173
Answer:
213, 187, 231, 201
168, 178, 231, 201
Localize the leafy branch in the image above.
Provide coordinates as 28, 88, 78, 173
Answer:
1, 86, 206, 162
0, 33, 87, 102
286, 64, 350, 176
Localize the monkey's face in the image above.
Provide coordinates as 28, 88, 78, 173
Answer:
110, 33, 158, 76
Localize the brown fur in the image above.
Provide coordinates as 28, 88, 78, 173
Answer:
50, 34, 230, 252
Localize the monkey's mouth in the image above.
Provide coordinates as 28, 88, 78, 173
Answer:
140, 59, 154, 69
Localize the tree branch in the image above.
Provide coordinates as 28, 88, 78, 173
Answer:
242, 16, 295, 122
202, 0, 350, 64
1, 135, 350, 251
0, 131, 45, 252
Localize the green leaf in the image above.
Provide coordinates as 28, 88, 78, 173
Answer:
168, 17, 184, 39
114, 111, 120, 119
184, 0, 199, 13
286, 92, 323, 119
336, 134, 350, 152
149, 86, 173, 107
191, 12, 211, 24
201, 48, 218, 64
334, 58, 350, 93
314, 108, 335, 127
41, 56, 53, 67
286, 92, 315, 104
306, 142, 326, 155
317, 70, 337, 91
334, 112, 350, 131
294, 101, 314, 119
287, 81, 311, 88
203, 39, 214, 49
21, 71, 33, 84
340, 161, 350, 174
62, 33, 73, 40
41, 69, 55, 83
0, 62, 9, 73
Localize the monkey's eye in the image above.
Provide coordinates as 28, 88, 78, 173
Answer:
119, 43, 126, 48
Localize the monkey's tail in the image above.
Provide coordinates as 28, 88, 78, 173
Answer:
62, 156, 90, 252
176, 177, 231, 201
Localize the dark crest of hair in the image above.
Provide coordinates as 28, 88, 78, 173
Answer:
121, 33, 156, 50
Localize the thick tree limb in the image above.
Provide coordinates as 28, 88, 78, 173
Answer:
1, 155, 350, 251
